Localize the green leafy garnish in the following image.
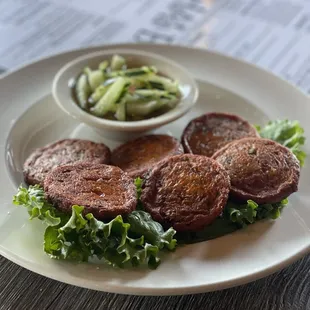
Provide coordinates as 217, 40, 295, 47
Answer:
257, 119, 306, 166
177, 199, 288, 244
13, 185, 176, 269
226, 199, 288, 227
256, 198, 288, 220
226, 200, 258, 227
13, 184, 68, 226
127, 211, 177, 250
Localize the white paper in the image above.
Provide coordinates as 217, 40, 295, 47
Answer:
191, 0, 310, 93
0, 0, 310, 93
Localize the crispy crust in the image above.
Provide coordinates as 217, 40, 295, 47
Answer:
111, 135, 184, 178
23, 139, 111, 186
212, 138, 300, 204
141, 154, 231, 232
44, 162, 136, 220
181, 112, 259, 157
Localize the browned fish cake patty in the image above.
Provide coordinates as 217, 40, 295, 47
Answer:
140, 154, 231, 232
111, 135, 184, 179
44, 162, 136, 220
212, 138, 300, 204
181, 112, 259, 157
23, 139, 111, 186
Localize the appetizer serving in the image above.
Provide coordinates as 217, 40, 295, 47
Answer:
72, 54, 181, 121
13, 113, 306, 269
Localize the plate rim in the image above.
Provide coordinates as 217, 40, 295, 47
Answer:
1, 238, 310, 296
1, 43, 310, 296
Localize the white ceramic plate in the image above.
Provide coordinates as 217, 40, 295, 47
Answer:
1, 44, 310, 296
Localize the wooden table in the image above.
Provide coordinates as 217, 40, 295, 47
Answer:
1, 253, 309, 309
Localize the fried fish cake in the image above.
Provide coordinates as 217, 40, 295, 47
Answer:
23, 139, 111, 186
182, 112, 259, 157
141, 154, 231, 232
212, 138, 300, 204
111, 135, 184, 178
44, 162, 136, 220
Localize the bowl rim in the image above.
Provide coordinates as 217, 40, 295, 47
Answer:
52, 48, 199, 131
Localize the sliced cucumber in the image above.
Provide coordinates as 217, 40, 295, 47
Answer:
145, 75, 179, 94
75, 54, 181, 121
111, 54, 126, 71
168, 98, 179, 108
142, 66, 158, 74
147, 81, 165, 90
89, 84, 110, 104
85, 69, 105, 91
107, 66, 156, 78
75, 74, 90, 109
161, 97, 179, 109
124, 93, 140, 103
127, 100, 165, 117
103, 77, 117, 86
115, 98, 127, 121
134, 89, 171, 99
83, 67, 91, 75
99, 60, 109, 71
122, 75, 150, 89
92, 77, 127, 117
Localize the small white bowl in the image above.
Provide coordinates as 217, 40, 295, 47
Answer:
52, 49, 199, 141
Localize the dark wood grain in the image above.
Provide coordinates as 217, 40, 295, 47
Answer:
1, 254, 310, 310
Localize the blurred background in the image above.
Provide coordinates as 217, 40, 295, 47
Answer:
1, 0, 309, 92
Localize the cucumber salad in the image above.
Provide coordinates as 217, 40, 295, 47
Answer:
72, 54, 181, 121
